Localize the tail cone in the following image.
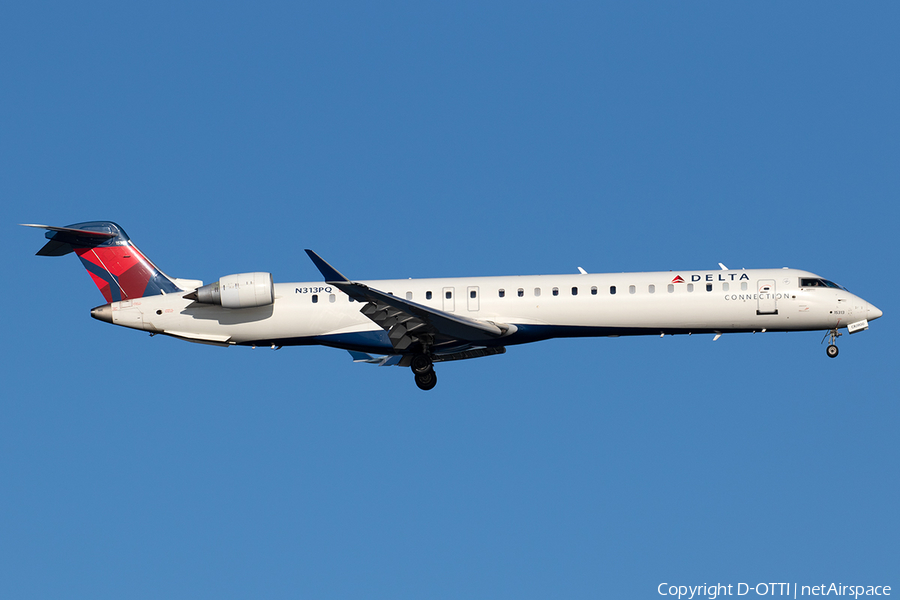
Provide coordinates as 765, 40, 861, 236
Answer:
91, 304, 113, 324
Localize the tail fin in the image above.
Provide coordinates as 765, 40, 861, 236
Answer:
23, 221, 181, 302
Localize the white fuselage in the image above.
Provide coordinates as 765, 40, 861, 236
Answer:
102, 267, 881, 353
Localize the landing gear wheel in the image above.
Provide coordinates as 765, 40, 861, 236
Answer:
822, 328, 842, 358
414, 369, 437, 391
411, 354, 433, 375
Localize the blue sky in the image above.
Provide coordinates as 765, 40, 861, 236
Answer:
2, 2, 898, 598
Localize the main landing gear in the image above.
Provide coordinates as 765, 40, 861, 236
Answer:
823, 328, 842, 358
411, 354, 437, 391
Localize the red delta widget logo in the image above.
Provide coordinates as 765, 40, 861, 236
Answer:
671, 273, 752, 284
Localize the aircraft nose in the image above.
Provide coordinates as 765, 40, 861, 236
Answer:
867, 303, 883, 321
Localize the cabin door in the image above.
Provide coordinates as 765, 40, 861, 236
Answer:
442, 287, 455, 312
467, 286, 479, 311
757, 279, 778, 315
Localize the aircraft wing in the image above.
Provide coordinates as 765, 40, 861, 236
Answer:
305, 250, 515, 351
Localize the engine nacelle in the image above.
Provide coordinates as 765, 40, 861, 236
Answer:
190, 272, 275, 309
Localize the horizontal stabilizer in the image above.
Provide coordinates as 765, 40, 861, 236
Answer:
22, 223, 117, 256
22, 224, 117, 238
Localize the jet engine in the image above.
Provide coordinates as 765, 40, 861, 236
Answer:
186, 272, 275, 309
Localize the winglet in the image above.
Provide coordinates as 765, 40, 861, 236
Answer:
347, 350, 404, 366
305, 250, 350, 283
348, 350, 376, 362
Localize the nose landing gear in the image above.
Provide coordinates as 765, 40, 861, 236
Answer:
411, 354, 437, 390
822, 328, 842, 358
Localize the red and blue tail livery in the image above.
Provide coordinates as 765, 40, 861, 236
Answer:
24, 221, 181, 302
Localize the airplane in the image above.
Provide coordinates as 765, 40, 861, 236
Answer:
24, 221, 883, 390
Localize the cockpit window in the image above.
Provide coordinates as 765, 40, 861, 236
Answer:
800, 278, 846, 290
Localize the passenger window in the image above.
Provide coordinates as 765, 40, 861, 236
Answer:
629, 285, 636, 294
687, 283, 694, 292
591, 286, 598, 295
649, 285, 655, 294
741, 282, 747, 291
518, 288, 524, 297
723, 283, 729, 292
706, 284, 712, 292
610, 286, 617, 295
406, 292, 413, 300
312, 294, 318, 303
534, 288, 541, 297
571, 287, 578, 296
329, 294, 336, 303
552, 287, 559, 296
499, 289, 505, 298
426, 291, 432, 300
